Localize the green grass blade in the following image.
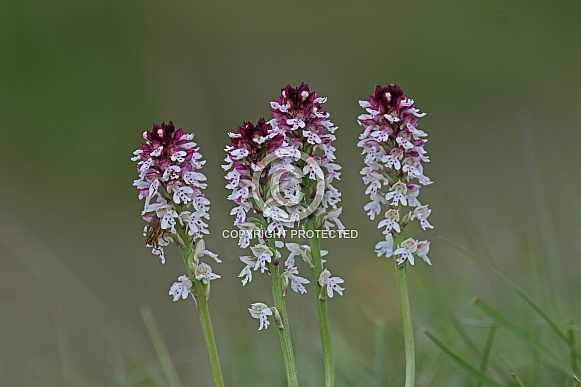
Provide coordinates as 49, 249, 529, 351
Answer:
450, 314, 482, 358
374, 320, 387, 387
125, 362, 170, 387
51, 303, 75, 386
478, 324, 497, 387
427, 356, 445, 387
508, 369, 525, 387
473, 297, 576, 377
452, 316, 513, 383
141, 305, 184, 387
568, 320, 580, 374
441, 237, 581, 363
480, 324, 497, 372
424, 329, 504, 387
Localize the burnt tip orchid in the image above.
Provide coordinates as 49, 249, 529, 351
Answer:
224, 83, 345, 292
358, 84, 433, 266
132, 121, 220, 300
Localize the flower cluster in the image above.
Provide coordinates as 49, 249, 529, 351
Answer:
269, 82, 343, 226
223, 118, 311, 329
223, 118, 284, 229
132, 121, 220, 300
223, 83, 343, 235
358, 85, 432, 265
224, 84, 346, 328
270, 84, 345, 298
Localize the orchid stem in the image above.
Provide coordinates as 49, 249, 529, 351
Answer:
194, 287, 224, 387
395, 255, 415, 387
308, 222, 335, 387
178, 238, 224, 387
267, 239, 299, 387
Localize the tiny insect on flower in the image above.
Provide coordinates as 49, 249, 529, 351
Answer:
145, 215, 164, 248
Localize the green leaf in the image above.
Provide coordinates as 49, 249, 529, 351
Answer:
424, 329, 504, 387
473, 297, 576, 377
441, 237, 581, 363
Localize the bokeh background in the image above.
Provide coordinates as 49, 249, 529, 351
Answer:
1, 0, 580, 385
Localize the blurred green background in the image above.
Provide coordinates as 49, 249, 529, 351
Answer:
1, 0, 580, 385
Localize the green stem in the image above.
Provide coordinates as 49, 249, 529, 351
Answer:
568, 320, 579, 375
177, 234, 224, 387
395, 257, 415, 387
194, 287, 225, 387
267, 239, 299, 387
308, 224, 335, 387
